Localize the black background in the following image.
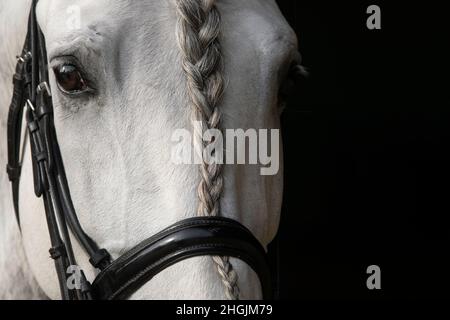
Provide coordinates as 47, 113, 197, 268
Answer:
270, 1, 450, 299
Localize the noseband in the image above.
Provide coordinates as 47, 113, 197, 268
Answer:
6, 0, 272, 300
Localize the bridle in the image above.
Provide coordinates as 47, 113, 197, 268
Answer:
6, 0, 272, 300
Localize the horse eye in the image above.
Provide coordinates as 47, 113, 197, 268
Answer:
53, 64, 88, 94
279, 63, 308, 106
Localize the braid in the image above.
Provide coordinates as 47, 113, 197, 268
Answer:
175, 0, 240, 300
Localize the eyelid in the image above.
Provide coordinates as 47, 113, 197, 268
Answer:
49, 54, 82, 69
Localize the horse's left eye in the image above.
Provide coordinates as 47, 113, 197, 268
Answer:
53, 64, 88, 94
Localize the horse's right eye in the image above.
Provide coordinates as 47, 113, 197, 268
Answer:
53, 64, 88, 94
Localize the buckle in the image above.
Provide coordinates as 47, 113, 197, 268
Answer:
16, 51, 32, 63
37, 82, 52, 97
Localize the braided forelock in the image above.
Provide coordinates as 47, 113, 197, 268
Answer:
175, 0, 240, 300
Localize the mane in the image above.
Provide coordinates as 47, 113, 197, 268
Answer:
175, 0, 240, 299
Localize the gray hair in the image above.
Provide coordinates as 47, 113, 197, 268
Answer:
175, 0, 240, 299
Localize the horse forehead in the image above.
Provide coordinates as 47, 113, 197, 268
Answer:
36, 0, 295, 89
37, 0, 293, 43
37, 0, 172, 37
37, 1, 177, 74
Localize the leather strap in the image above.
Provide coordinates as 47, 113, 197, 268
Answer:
6, 46, 31, 227
91, 217, 272, 300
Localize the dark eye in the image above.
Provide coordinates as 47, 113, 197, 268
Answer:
279, 63, 308, 107
53, 64, 88, 94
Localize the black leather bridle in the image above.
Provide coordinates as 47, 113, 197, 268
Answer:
6, 0, 272, 300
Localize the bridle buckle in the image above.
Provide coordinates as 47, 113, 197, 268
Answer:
37, 81, 52, 97
16, 51, 32, 63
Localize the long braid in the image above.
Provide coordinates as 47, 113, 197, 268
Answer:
175, 0, 240, 299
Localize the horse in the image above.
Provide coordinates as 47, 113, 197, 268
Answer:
0, 0, 299, 299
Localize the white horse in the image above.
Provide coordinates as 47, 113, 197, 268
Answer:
0, 0, 298, 299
